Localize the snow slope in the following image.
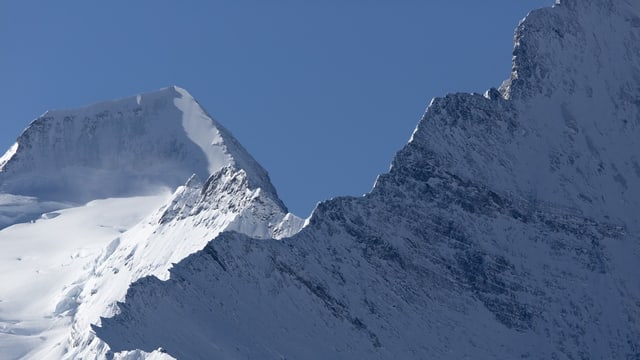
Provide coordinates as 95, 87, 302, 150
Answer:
0, 87, 301, 359
0, 194, 170, 360
95, 0, 640, 359
0, 86, 280, 206
59, 167, 301, 360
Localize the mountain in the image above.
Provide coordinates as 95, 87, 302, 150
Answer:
0, 86, 284, 228
2, 0, 640, 359
89, 0, 639, 359
0, 87, 301, 359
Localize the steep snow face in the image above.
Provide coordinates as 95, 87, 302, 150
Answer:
56, 166, 301, 360
95, 1, 640, 359
0, 143, 18, 169
0, 86, 279, 206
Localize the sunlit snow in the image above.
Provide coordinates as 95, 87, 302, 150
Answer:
0, 193, 170, 359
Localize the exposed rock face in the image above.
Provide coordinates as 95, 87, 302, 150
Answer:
95, 1, 640, 359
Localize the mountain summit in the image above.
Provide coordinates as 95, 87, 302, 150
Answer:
0, 86, 281, 207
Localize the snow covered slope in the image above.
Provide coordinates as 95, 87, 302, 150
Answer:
95, 1, 640, 359
0, 194, 170, 360
0, 85, 280, 207
0, 87, 301, 359
58, 167, 301, 360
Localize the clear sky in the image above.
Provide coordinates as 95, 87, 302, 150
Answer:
0, 1, 552, 217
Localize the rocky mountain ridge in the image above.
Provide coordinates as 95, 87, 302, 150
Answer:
95, 0, 640, 358
1, 0, 639, 359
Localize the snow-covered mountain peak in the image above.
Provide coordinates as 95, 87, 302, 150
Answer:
4, 1, 640, 359
400, 0, 640, 231
504, 0, 640, 100
0, 87, 302, 359
88, 2, 640, 359
0, 86, 279, 206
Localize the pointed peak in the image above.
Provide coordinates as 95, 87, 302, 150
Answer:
35, 86, 199, 122
0, 87, 286, 211
168, 85, 193, 98
504, 0, 639, 100
152, 85, 194, 100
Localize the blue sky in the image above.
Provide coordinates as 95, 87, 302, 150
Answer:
0, 1, 552, 217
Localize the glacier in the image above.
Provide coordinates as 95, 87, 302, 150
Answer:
1, 0, 639, 359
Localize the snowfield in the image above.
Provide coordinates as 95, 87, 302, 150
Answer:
0, 193, 171, 359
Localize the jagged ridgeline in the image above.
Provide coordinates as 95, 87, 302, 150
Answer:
1, 0, 639, 359
97, 1, 640, 359
0, 86, 302, 359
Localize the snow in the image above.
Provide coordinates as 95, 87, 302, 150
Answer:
92, 0, 640, 358
0, 143, 17, 170
113, 349, 175, 360
0, 194, 70, 229
173, 88, 230, 175
172, 86, 282, 198
0, 192, 170, 360
0, 86, 280, 206
61, 166, 301, 360
3, 0, 640, 359
0, 85, 302, 359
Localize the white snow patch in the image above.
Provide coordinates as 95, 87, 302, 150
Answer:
0, 143, 18, 170
0, 192, 170, 360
